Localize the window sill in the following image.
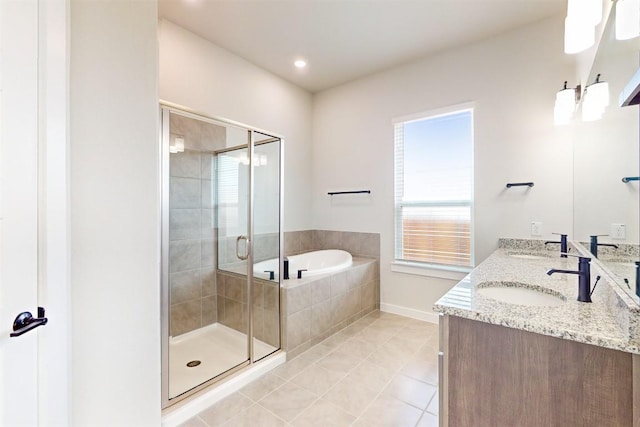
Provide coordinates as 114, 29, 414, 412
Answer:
391, 261, 471, 280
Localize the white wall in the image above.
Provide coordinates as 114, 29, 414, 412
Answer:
312, 16, 575, 316
70, 1, 160, 425
159, 20, 313, 231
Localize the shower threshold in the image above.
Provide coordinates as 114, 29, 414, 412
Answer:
169, 322, 277, 398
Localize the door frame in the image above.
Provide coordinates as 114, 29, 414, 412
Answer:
38, 0, 71, 424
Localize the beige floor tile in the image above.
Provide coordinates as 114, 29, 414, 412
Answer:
271, 355, 313, 380
340, 321, 369, 337
400, 356, 438, 385
395, 326, 432, 343
290, 398, 356, 427
345, 360, 396, 393
383, 374, 437, 410
416, 411, 439, 427
221, 403, 286, 427
426, 389, 439, 415
316, 350, 361, 374
366, 343, 411, 372
178, 416, 208, 427
353, 394, 423, 427
239, 372, 287, 401
357, 327, 394, 347
323, 376, 380, 417
198, 393, 253, 427
333, 336, 377, 359
386, 335, 424, 355
320, 332, 351, 349
299, 343, 335, 362
291, 364, 347, 396
258, 381, 318, 422
182, 312, 440, 427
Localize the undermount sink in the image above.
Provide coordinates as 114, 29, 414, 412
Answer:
477, 281, 566, 306
507, 252, 553, 260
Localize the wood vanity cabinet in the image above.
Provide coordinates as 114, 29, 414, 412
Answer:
439, 315, 640, 427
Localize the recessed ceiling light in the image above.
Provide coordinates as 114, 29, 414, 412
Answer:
294, 59, 307, 69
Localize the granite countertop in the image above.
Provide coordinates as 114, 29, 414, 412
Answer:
434, 240, 640, 354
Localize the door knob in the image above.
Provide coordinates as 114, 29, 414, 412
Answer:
10, 307, 48, 337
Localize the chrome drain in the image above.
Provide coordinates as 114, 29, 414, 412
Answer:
186, 360, 201, 368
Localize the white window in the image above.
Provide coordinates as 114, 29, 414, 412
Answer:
393, 105, 474, 273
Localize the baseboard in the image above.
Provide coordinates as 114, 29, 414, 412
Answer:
380, 303, 440, 324
161, 351, 286, 427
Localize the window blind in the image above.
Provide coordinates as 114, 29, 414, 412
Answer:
394, 108, 473, 268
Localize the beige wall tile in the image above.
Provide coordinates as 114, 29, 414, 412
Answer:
201, 295, 217, 326
170, 208, 201, 241
170, 299, 201, 336
169, 239, 201, 272
201, 267, 216, 297
170, 269, 201, 305
170, 177, 201, 209
286, 283, 311, 314
287, 308, 310, 350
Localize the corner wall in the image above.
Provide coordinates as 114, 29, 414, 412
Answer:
311, 15, 575, 317
70, 1, 160, 425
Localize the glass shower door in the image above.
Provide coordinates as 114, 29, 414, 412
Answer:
251, 133, 282, 360
216, 132, 281, 363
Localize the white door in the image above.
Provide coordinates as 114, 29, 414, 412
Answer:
0, 0, 41, 425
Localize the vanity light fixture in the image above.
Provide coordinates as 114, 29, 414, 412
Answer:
582, 74, 610, 121
564, 0, 602, 54
616, 0, 640, 40
554, 81, 580, 125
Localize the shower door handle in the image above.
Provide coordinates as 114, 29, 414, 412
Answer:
236, 235, 250, 260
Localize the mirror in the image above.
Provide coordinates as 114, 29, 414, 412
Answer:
573, 6, 640, 301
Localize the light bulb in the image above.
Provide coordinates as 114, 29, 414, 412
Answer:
616, 0, 640, 40
565, 15, 595, 54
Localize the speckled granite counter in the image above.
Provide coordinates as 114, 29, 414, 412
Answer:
434, 239, 640, 354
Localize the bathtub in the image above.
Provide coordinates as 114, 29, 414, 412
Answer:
253, 249, 352, 279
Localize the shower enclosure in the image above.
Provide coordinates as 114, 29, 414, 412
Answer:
160, 106, 283, 407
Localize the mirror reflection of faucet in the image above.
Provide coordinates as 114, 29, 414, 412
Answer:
297, 269, 307, 279
589, 235, 618, 258
546, 254, 593, 303
544, 233, 568, 257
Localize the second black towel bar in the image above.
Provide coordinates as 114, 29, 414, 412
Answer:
327, 190, 371, 195
506, 182, 534, 188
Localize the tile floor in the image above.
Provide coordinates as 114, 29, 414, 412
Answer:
179, 310, 439, 427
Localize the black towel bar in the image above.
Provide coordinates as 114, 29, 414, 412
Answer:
328, 190, 371, 195
506, 182, 534, 188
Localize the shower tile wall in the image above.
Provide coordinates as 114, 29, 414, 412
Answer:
216, 270, 280, 348
169, 114, 226, 337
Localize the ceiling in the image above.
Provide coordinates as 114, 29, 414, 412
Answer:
158, 0, 566, 93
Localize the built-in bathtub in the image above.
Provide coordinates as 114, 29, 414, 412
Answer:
253, 249, 353, 279
219, 248, 379, 359
280, 253, 379, 358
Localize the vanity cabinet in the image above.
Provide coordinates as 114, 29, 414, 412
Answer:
439, 315, 640, 427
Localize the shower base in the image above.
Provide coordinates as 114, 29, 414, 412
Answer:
169, 322, 277, 398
